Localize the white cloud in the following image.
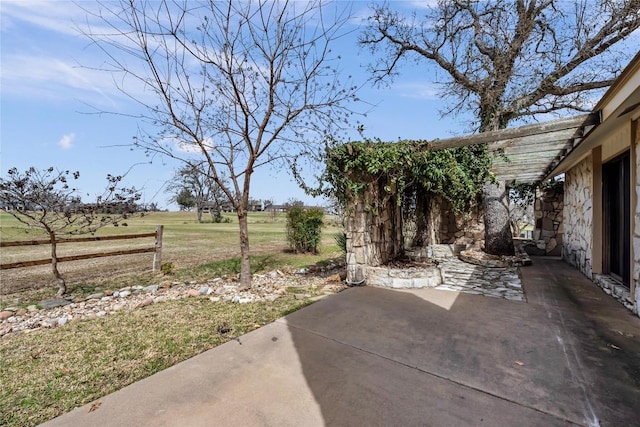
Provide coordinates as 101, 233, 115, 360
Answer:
394, 82, 440, 99
58, 133, 75, 150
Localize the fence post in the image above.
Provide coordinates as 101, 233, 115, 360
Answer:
153, 225, 163, 271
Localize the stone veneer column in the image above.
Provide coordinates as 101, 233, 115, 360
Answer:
534, 186, 564, 255
563, 155, 593, 278
345, 181, 403, 285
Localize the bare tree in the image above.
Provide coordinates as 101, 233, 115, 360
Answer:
82, 0, 358, 288
167, 164, 229, 222
0, 167, 141, 296
361, 0, 640, 255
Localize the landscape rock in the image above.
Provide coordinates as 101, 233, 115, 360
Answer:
144, 285, 159, 293
1, 262, 348, 338
39, 298, 72, 309
135, 298, 154, 309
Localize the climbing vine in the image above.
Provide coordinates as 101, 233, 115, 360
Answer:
318, 139, 493, 215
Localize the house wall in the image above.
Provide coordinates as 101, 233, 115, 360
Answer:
563, 155, 593, 278
634, 121, 640, 313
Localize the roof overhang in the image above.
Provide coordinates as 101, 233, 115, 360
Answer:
429, 113, 601, 184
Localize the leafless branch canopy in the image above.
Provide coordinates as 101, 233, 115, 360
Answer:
82, 0, 359, 208
361, 0, 640, 131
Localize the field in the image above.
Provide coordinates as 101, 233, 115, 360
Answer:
0, 210, 344, 305
0, 210, 345, 426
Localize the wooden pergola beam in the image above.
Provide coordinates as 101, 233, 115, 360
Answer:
429, 112, 600, 150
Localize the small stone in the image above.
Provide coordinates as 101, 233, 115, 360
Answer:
186, 289, 200, 297
15, 308, 27, 316
238, 297, 252, 304
153, 296, 168, 304
39, 298, 71, 309
41, 319, 58, 328
209, 297, 221, 302
160, 281, 172, 289
96, 311, 107, 317
119, 286, 132, 292
27, 305, 38, 312
111, 304, 124, 312
84, 313, 97, 320
112, 291, 120, 298
198, 286, 210, 295
87, 293, 104, 300
103, 290, 114, 296
135, 298, 154, 309
223, 296, 233, 302
144, 285, 159, 293
0, 311, 14, 321
3, 307, 18, 312
57, 317, 69, 326
118, 290, 131, 298
295, 268, 308, 275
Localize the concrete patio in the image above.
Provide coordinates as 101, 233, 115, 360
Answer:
43, 257, 640, 426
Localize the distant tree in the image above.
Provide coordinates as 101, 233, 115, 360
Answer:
173, 188, 195, 211
167, 164, 228, 222
0, 167, 141, 296
84, 0, 358, 289
361, 0, 640, 255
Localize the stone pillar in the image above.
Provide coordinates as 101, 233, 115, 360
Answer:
562, 156, 593, 278
533, 185, 564, 256
345, 179, 403, 285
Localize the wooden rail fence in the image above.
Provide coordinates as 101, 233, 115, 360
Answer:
0, 225, 163, 271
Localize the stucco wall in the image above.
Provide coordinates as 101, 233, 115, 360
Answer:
563, 155, 593, 278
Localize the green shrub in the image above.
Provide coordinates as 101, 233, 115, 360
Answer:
161, 262, 175, 275
286, 206, 324, 254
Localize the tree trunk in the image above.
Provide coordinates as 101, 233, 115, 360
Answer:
196, 206, 203, 223
482, 180, 515, 255
411, 192, 441, 247
237, 208, 251, 290
49, 233, 67, 296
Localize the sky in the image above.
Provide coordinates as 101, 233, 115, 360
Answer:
3, 1, 633, 210
1, 0, 469, 210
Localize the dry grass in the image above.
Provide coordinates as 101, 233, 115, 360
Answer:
0, 211, 343, 305
0, 295, 315, 427
0, 211, 345, 426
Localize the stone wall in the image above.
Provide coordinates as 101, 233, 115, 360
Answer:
533, 186, 564, 255
563, 155, 593, 278
346, 180, 403, 285
438, 201, 484, 246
